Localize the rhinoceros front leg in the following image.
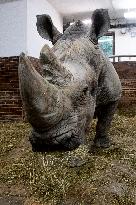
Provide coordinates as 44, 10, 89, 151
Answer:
93, 101, 118, 148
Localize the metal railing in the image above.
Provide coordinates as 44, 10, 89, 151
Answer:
109, 55, 136, 62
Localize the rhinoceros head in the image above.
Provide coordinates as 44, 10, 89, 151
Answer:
19, 9, 110, 151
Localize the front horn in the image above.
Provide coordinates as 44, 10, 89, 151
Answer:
18, 53, 64, 130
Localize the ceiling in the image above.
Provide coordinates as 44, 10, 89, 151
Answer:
48, 0, 112, 15
48, 0, 136, 23
0, 0, 19, 4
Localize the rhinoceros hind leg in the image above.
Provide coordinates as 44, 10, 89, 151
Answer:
93, 101, 118, 148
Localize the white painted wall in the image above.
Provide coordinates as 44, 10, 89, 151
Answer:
110, 28, 136, 60
1, 0, 135, 59
0, 0, 63, 57
27, 0, 63, 58
0, 0, 27, 57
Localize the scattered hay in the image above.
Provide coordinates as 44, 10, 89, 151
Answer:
0, 108, 136, 205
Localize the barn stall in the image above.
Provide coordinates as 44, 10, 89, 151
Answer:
0, 0, 136, 204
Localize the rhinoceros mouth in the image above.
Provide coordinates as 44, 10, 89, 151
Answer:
29, 128, 82, 152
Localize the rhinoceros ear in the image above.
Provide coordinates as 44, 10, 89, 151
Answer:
90, 9, 110, 44
36, 14, 62, 44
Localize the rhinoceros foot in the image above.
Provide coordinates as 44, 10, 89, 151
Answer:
93, 135, 111, 148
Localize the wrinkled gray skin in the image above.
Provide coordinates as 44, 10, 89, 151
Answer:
18, 9, 122, 152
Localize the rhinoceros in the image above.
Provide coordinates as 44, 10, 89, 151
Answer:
18, 9, 122, 152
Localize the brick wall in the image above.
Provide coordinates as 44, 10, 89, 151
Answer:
0, 56, 23, 121
113, 62, 136, 106
0, 57, 136, 122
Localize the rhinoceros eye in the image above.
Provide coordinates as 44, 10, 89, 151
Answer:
70, 84, 89, 106
91, 87, 96, 96
90, 81, 98, 97
82, 86, 88, 96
